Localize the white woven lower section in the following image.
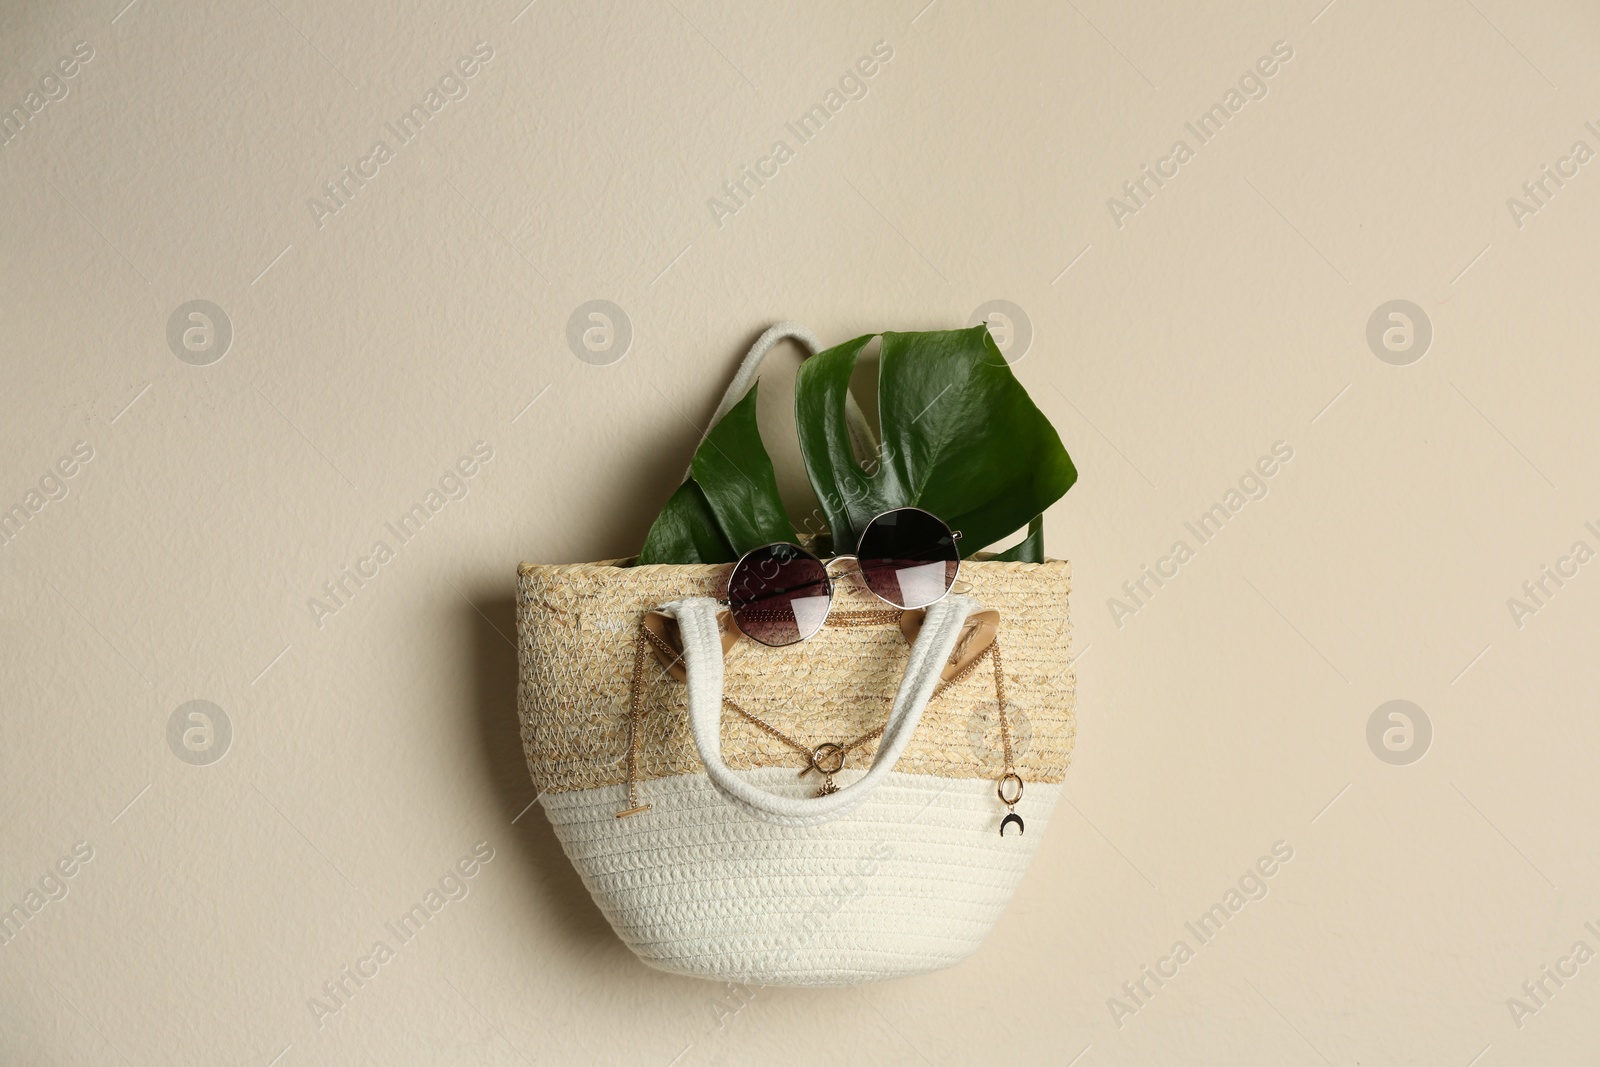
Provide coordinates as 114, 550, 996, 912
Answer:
540, 770, 1059, 985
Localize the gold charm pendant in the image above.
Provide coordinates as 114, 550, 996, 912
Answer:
800, 742, 847, 798
998, 772, 1025, 837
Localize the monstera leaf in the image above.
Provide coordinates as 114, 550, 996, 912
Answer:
795, 326, 1076, 556
636, 382, 793, 564
636, 479, 735, 564
636, 325, 1076, 565
992, 514, 1045, 563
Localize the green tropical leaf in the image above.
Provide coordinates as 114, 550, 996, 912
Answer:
636, 478, 736, 564
690, 381, 797, 553
795, 325, 1075, 556
636, 382, 795, 564
992, 514, 1045, 562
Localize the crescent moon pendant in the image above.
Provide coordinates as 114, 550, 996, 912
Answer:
1000, 812, 1025, 837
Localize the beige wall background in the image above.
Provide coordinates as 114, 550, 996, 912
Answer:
3, 0, 1598, 1062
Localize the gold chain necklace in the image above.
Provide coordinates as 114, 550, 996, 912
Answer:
621, 611, 1023, 833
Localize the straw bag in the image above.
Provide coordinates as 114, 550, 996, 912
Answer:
515, 324, 1076, 985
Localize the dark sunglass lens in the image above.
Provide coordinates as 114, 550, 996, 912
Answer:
727, 544, 832, 646
856, 509, 959, 609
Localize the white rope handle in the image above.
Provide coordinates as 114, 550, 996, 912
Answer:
684, 321, 878, 480
660, 595, 976, 827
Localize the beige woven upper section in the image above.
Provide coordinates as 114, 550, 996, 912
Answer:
515, 559, 1076, 795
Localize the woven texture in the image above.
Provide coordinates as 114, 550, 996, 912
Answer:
540, 769, 1062, 984
515, 559, 1075, 796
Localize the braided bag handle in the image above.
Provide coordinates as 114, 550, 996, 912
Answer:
660, 594, 976, 827
683, 321, 877, 480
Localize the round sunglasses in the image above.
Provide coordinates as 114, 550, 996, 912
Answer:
723, 507, 962, 646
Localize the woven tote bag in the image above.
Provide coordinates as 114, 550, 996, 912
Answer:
515, 323, 1076, 986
